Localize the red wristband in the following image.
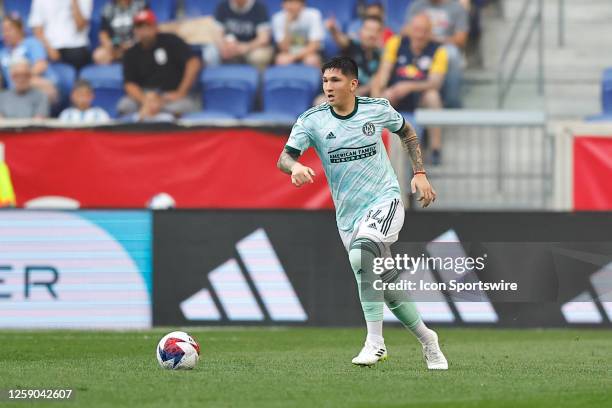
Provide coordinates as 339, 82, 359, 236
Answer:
414, 171, 427, 175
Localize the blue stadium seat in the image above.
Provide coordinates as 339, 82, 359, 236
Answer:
264, 0, 283, 15
261, 65, 321, 118
79, 64, 124, 118
307, 0, 356, 27
243, 111, 297, 124
183, 0, 218, 17
200, 65, 259, 118
149, 0, 177, 22
386, 0, 413, 33
182, 111, 238, 121
50, 62, 77, 106
3, 0, 31, 21
602, 68, 612, 114
584, 114, 612, 123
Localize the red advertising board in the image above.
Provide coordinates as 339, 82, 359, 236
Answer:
573, 135, 612, 210
0, 127, 334, 209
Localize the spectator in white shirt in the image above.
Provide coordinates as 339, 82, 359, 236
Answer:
271, 0, 324, 67
59, 80, 111, 123
29, 0, 93, 70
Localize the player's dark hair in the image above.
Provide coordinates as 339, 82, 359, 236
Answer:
321, 56, 359, 80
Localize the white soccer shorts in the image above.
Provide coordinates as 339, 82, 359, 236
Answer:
339, 197, 405, 257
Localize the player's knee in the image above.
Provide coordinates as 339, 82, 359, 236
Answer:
348, 238, 380, 272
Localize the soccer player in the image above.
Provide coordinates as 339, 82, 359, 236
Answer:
277, 56, 448, 370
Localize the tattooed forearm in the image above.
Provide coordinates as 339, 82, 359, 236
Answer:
277, 149, 300, 175
396, 123, 425, 173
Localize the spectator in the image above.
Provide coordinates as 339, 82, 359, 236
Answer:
324, 15, 383, 97
347, 2, 394, 45
202, 0, 273, 71
406, 0, 469, 107
0, 15, 59, 103
93, 0, 148, 65
118, 10, 202, 117
0, 59, 49, 119
59, 79, 111, 123
29, 0, 93, 71
371, 14, 447, 164
271, 0, 324, 67
129, 90, 174, 122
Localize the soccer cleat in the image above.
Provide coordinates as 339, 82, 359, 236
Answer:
351, 341, 388, 366
422, 331, 448, 370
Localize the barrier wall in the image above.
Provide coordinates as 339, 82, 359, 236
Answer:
0, 210, 152, 328
2, 210, 611, 329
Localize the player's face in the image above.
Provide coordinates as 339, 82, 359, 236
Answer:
322, 69, 358, 106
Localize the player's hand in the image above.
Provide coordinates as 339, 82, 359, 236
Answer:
411, 174, 436, 208
290, 163, 315, 187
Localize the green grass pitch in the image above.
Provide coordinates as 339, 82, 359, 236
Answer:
0, 327, 610, 407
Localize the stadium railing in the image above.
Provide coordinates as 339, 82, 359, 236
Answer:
389, 109, 551, 210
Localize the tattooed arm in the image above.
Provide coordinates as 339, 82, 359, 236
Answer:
395, 122, 436, 207
277, 148, 316, 187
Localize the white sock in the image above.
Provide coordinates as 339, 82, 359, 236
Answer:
410, 320, 436, 345
366, 320, 384, 345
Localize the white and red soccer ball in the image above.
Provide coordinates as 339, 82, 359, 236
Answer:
156, 331, 200, 370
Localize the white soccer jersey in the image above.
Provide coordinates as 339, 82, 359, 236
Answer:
286, 96, 405, 232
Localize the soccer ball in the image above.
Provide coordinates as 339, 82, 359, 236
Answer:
156, 331, 200, 370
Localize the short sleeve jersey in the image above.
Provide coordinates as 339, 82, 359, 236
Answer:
286, 97, 405, 232
122, 33, 194, 91
214, 0, 270, 43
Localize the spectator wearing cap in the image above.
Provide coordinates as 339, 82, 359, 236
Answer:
93, 0, 148, 65
29, 0, 93, 70
271, 0, 324, 67
203, 0, 274, 71
0, 15, 59, 104
59, 79, 111, 123
118, 10, 202, 117
0, 59, 49, 119
406, 0, 469, 107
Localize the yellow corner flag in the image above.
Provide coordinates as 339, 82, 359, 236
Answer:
0, 142, 16, 207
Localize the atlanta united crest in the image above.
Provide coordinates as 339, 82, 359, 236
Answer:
362, 122, 375, 136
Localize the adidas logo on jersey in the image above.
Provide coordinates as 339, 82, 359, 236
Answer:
367, 223, 377, 230
326, 132, 336, 139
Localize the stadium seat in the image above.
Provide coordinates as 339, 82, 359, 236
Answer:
261, 65, 321, 118
182, 111, 237, 121
50, 62, 77, 108
386, 0, 413, 33
264, 0, 283, 15
149, 0, 177, 22
200, 65, 259, 118
602, 68, 612, 114
183, 0, 218, 17
79, 64, 124, 118
584, 114, 612, 122
243, 111, 297, 124
3, 0, 31, 21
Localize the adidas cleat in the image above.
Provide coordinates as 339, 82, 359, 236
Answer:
351, 341, 388, 366
422, 331, 448, 370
